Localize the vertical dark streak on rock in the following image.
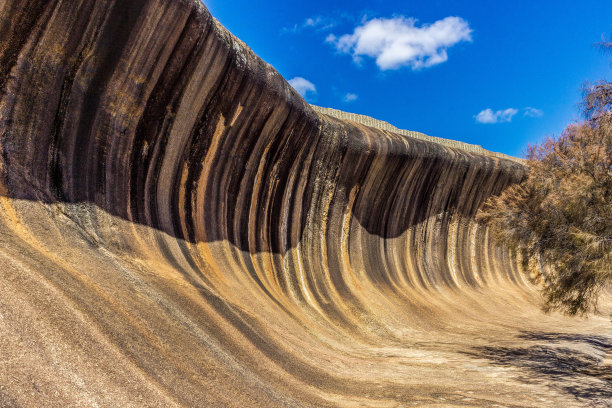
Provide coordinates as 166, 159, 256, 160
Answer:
74, 0, 148, 204
0, 0, 53, 96
132, 10, 210, 231
47, 1, 99, 201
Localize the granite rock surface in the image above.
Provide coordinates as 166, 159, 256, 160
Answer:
0, 1, 611, 407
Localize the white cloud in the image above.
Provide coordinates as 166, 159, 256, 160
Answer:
524, 107, 543, 118
474, 108, 518, 124
325, 33, 337, 43
326, 16, 472, 70
343, 93, 358, 102
288, 77, 317, 98
284, 16, 337, 33
304, 17, 319, 27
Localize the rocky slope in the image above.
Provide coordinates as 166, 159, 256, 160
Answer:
0, 0, 610, 407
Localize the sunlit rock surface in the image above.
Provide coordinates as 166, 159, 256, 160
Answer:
0, 1, 610, 406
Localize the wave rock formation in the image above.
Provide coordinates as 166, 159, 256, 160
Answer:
1, 0, 610, 407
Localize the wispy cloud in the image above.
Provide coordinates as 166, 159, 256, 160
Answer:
283, 16, 338, 34
326, 16, 472, 70
474, 108, 518, 124
288, 77, 317, 98
343, 93, 358, 102
524, 107, 543, 118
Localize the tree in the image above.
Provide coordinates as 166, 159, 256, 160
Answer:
478, 80, 612, 316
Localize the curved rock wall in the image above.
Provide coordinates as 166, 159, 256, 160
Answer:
1, 1, 610, 407
311, 105, 523, 162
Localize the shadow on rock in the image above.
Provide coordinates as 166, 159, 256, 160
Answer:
463, 330, 612, 404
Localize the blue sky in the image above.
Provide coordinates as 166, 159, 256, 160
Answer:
203, 0, 611, 157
